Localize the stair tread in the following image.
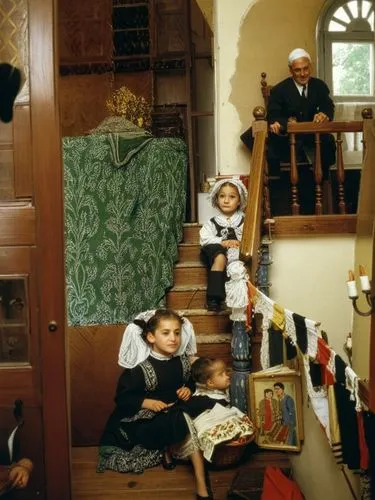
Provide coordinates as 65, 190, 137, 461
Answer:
174, 261, 205, 268
177, 308, 230, 316
169, 284, 207, 291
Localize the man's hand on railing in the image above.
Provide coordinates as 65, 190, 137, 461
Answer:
269, 121, 282, 135
313, 111, 329, 123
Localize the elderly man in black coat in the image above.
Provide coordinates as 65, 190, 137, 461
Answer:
241, 48, 336, 179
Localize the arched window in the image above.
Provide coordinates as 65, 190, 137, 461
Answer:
319, 0, 374, 103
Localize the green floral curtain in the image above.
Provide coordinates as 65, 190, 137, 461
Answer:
63, 134, 187, 326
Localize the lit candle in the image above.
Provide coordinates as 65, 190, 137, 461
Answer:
359, 265, 371, 292
347, 270, 358, 298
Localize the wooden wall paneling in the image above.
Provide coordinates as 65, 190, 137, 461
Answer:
59, 0, 112, 65
114, 72, 154, 103
13, 105, 33, 198
59, 73, 113, 136
0, 121, 14, 200
69, 325, 124, 445
155, 73, 187, 105
0, 206, 35, 246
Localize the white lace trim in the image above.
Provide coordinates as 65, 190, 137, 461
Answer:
150, 351, 173, 361
254, 290, 274, 369
193, 384, 230, 402
305, 318, 319, 359
303, 355, 331, 442
285, 308, 297, 346
345, 365, 362, 411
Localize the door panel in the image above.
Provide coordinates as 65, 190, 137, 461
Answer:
0, 0, 71, 498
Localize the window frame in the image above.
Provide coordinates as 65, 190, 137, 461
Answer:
318, 0, 375, 104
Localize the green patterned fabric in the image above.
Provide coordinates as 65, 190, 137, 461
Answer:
63, 134, 187, 326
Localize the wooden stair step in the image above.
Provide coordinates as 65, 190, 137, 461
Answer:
167, 285, 206, 309
183, 223, 201, 244
173, 262, 207, 286
178, 242, 201, 262
177, 308, 232, 333
196, 332, 232, 364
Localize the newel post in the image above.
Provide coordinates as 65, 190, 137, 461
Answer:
230, 313, 251, 412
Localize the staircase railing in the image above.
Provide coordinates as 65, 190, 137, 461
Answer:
286, 108, 373, 216
240, 111, 268, 282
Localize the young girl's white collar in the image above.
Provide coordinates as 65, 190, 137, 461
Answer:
118, 309, 197, 369
214, 210, 244, 227
193, 383, 230, 402
150, 351, 173, 361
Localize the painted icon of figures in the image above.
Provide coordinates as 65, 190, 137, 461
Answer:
273, 382, 297, 446
257, 389, 280, 443
252, 375, 301, 451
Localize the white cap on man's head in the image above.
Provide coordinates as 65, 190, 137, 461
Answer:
288, 48, 311, 66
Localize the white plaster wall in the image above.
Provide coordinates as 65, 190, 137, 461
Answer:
269, 235, 358, 500
214, 0, 326, 175
214, 0, 255, 175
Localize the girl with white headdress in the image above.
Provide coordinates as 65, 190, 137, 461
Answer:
98, 309, 213, 500
200, 178, 247, 312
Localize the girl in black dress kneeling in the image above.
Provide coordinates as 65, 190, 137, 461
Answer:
98, 309, 213, 500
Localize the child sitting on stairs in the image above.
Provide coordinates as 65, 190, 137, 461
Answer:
200, 178, 248, 312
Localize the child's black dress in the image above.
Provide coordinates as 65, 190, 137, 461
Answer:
98, 353, 194, 473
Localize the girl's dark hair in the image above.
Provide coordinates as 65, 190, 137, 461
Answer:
191, 357, 224, 384
134, 309, 183, 343
264, 388, 273, 397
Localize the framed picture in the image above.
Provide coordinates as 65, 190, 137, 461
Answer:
248, 369, 303, 452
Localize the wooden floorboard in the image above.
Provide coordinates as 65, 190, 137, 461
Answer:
71, 446, 291, 500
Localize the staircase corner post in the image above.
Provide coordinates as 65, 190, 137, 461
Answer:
230, 309, 251, 413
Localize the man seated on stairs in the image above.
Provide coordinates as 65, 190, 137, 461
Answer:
241, 48, 336, 184
266, 47, 336, 180
200, 178, 248, 312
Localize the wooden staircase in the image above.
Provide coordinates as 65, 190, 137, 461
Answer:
166, 223, 232, 363
71, 223, 292, 499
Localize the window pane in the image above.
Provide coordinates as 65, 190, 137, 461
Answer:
362, 1, 372, 18
332, 42, 373, 95
348, 1, 358, 18
334, 6, 351, 23
329, 20, 347, 31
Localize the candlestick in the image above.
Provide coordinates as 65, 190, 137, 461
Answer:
347, 270, 358, 298
358, 265, 371, 292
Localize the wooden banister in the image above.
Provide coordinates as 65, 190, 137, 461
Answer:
287, 120, 363, 134
240, 109, 267, 282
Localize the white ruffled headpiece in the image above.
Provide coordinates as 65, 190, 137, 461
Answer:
288, 48, 311, 66
209, 178, 248, 211
118, 309, 197, 368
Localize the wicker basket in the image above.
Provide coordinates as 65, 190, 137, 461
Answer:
211, 434, 255, 469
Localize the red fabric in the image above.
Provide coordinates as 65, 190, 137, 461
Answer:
261, 466, 304, 500
316, 338, 335, 386
263, 399, 273, 431
357, 412, 369, 470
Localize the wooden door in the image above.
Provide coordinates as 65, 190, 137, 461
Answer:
0, 0, 71, 498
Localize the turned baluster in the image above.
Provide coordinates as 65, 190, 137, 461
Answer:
289, 133, 300, 215
314, 132, 323, 215
361, 108, 373, 160
336, 132, 346, 214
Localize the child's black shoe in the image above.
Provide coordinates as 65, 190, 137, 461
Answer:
206, 299, 222, 312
